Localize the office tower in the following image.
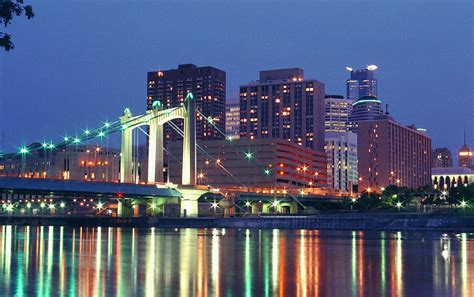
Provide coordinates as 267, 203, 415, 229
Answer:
458, 144, 473, 168
325, 132, 358, 192
225, 102, 240, 140
239, 68, 325, 151
432, 147, 453, 168
346, 65, 378, 100
146, 64, 226, 141
324, 95, 353, 133
348, 95, 384, 131
357, 115, 432, 191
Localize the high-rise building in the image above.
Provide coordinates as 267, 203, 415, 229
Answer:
357, 115, 432, 191
324, 95, 353, 133
432, 147, 453, 168
325, 132, 358, 192
346, 65, 378, 100
348, 95, 384, 132
323, 94, 358, 192
239, 68, 325, 151
458, 144, 473, 168
146, 64, 226, 141
225, 102, 240, 140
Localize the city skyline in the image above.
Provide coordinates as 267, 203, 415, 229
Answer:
0, 1, 472, 155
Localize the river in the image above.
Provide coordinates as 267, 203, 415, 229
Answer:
0, 226, 472, 296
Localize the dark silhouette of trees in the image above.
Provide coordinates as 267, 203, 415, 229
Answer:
0, 0, 34, 51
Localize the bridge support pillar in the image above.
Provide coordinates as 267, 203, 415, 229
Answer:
182, 93, 197, 186
178, 187, 207, 217
289, 202, 298, 214
117, 199, 134, 217
120, 109, 134, 183
147, 119, 164, 183
262, 203, 271, 214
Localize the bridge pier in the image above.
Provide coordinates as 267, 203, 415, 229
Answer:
147, 119, 164, 183
117, 199, 134, 217
178, 187, 207, 218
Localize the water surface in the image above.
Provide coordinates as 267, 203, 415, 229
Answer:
0, 226, 472, 296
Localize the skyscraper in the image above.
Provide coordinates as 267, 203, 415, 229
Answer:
357, 115, 432, 191
225, 102, 240, 140
239, 68, 325, 151
146, 64, 226, 141
432, 147, 453, 168
348, 95, 384, 131
346, 65, 378, 100
324, 95, 353, 133
323, 95, 358, 192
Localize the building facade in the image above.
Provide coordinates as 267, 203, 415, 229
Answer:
239, 68, 325, 151
147, 64, 226, 141
349, 96, 384, 131
346, 66, 378, 100
0, 144, 124, 182
225, 102, 240, 140
324, 95, 353, 133
357, 116, 432, 191
432, 167, 474, 190
325, 132, 358, 192
458, 143, 473, 168
167, 138, 327, 192
432, 147, 453, 168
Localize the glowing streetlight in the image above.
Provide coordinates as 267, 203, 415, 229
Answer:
460, 200, 468, 208
264, 169, 271, 175
346, 67, 353, 71
19, 147, 28, 154
26, 203, 32, 209
60, 202, 66, 208
367, 64, 378, 71
395, 201, 402, 212
245, 201, 251, 207
244, 151, 254, 160
49, 204, 55, 210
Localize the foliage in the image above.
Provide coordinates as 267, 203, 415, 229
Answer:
0, 0, 34, 51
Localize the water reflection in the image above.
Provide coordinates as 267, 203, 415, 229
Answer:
0, 226, 472, 296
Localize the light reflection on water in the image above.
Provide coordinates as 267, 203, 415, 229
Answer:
0, 226, 473, 297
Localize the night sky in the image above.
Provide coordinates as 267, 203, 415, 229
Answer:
0, 0, 472, 158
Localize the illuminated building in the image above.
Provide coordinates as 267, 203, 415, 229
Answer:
349, 95, 384, 131
167, 138, 327, 191
357, 115, 432, 190
346, 65, 378, 100
225, 102, 240, 140
325, 132, 358, 192
458, 135, 473, 168
323, 95, 358, 192
146, 64, 226, 141
432, 147, 453, 168
324, 95, 353, 133
432, 167, 474, 190
0, 144, 128, 182
239, 68, 326, 151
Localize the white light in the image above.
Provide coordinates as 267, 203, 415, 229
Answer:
346, 67, 353, 71
367, 64, 378, 71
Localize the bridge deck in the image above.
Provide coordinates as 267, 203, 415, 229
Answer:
0, 177, 182, 199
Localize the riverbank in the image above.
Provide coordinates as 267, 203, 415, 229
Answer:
1, 213, 473, 231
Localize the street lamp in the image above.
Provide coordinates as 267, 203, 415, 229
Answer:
396, 201, 402, 213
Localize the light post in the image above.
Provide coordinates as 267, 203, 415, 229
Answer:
351, 197, 357, 211
460, 200, 467, 216
396, 201, 402, 213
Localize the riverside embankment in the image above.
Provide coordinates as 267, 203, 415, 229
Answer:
1, 213, 473, 231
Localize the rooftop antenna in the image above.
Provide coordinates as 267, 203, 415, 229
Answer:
463, 122, 466, 145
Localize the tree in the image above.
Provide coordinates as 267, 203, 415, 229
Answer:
0, 0, 34, 51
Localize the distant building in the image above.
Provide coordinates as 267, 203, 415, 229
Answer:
239, 68, 325, 151
225, 102, 240, 140
432, 147, 453, 168
349, 95, 384, 131
346, 66, 378, 100
167, 138, 327, 191
146, 64, 226, 141
325, 132, 358, 192
432, 167, 474, 190
458, 141, 473, 169
0, 144, 125, 182
357, 115, 432, 191
324, 95, 353, 133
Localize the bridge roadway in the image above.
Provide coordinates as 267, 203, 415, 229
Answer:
0, 177, 182, 199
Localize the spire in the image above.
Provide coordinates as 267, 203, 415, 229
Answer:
463, 122, 466, 145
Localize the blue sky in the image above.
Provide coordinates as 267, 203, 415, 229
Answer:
0, 0, 472, 157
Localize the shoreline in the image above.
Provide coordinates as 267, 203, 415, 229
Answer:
0, 213, 473, 232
